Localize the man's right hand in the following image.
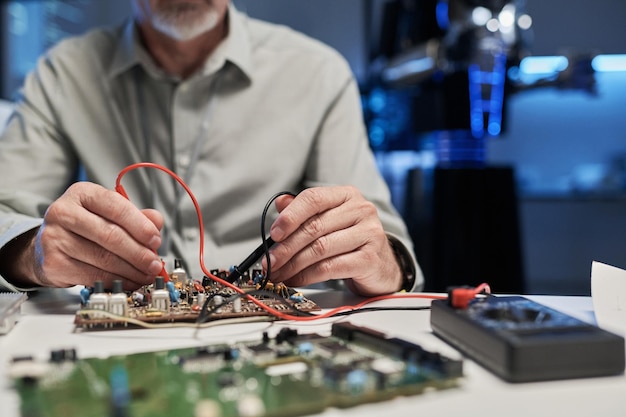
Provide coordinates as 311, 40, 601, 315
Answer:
2, 182, 164, 290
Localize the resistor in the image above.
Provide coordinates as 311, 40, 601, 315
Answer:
193, 280, 205, 293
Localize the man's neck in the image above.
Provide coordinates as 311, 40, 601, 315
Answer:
138, 18, 228, 79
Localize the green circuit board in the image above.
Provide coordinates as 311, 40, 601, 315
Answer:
10, 322, 462, 417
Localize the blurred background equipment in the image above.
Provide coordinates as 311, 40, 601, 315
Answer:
367, 0, 540, 293
365, 0, 606, 293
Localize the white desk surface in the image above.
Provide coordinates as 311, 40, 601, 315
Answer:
1, 288, 624, 417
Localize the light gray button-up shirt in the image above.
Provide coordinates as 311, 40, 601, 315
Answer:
0, 5, 423, 291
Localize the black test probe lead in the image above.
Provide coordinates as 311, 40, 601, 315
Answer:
226, 236, 275, 284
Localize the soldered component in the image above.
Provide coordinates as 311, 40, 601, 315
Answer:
232, 296, 242, 313
151, 276, 169, 312
10, 322, 463, 417
108, 280, 127, 317
50, 348, 77, 363
165, 281, 180, 305
74, 265, 322, 330
170, 258, 188, 285
89, 281, 108, 318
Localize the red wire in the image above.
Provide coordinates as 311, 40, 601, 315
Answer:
115, 162, 446, 322
474, 283, 491, 295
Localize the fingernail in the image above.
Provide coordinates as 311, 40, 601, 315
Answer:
148, 235, 161, 251
271, 226, 284, 241
148, 259, 163, 275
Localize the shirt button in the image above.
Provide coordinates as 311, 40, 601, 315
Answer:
183, 228, 199, 241
178, 154, 191, 169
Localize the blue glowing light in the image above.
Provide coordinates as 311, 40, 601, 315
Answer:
592, 54, 626, 72
436, 1, 450, 30
468, 53, 506, 139
519, 56, 568, 75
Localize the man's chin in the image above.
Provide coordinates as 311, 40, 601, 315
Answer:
152, 12, 219, 41
155, 23, 217, 41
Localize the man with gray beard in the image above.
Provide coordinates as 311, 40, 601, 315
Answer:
0, 0, 422, 296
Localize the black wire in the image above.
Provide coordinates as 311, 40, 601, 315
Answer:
195, 289, 430, 324
330, 306, 431, 317
196, 291, 233, 324
195, 191, 432, 324
195, 288, 314, 324
259, 191, 297, 290
197, 191, 296, 323
253, 192, 432, 319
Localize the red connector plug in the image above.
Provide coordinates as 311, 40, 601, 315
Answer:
448, 283, 491, 309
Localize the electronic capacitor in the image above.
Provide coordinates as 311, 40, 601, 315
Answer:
196, 292, 206, 308
212, 295, 224, 313
79, 287, 91, 306
232, 296, 242, 313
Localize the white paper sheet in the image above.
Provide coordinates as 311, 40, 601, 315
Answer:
591, 261, 626, 336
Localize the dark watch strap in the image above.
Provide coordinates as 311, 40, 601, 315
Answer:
388, 236, 417, 292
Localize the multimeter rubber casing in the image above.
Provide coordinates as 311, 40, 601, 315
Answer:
430, 296, 625, 382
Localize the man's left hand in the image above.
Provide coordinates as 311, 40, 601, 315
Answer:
265, 186, 403, 296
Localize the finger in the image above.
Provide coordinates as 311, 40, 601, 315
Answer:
276, 238, 400, 296
273, 194, 296, 213
68, 183, 162, 250
45, 201, 163, 276
268, 207, 365, 273
268, 196, 378, 272
47, 254, 152, 291
141, 208, 164, 232
38, 223, 159, 287
48, 183, 163, 271
270, 187, 354, 241
278, 250, 368, 288
269, 221, 375, 280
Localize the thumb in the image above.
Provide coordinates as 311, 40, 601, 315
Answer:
274, 194, 296, 213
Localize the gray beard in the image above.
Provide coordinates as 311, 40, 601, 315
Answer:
151, 10, 220, 41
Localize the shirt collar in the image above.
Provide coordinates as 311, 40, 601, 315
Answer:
217, 4, 253, 81
108, 18, 139, 79
108, 3, 253, 82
